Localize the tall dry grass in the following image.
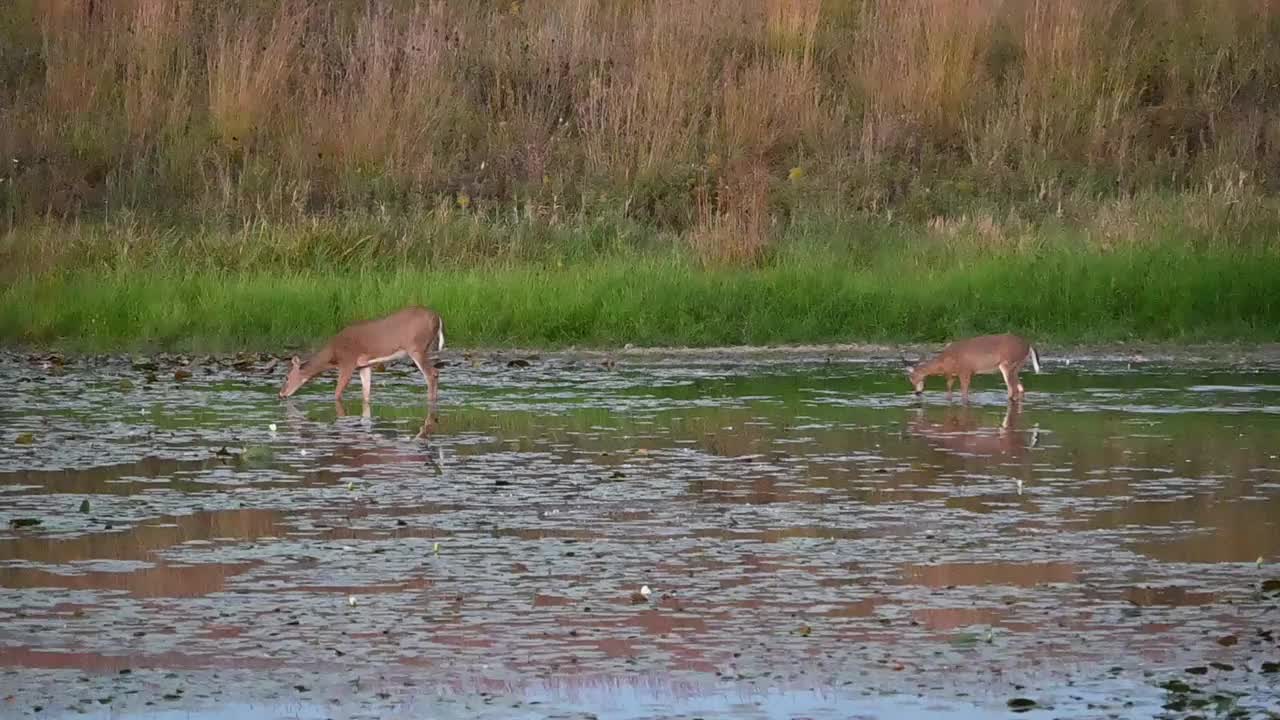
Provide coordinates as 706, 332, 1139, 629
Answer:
857, 0, 999, 146
4, 0, 1280, 262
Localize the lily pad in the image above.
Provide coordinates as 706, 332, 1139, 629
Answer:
240, 446, 274, 464
1007, 698, 1037, 712
14, 432, 34, 445
1160, 679, 1193, 693
9, 518, 42, 529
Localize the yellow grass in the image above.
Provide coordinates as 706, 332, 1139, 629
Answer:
3, 0, 1280, 261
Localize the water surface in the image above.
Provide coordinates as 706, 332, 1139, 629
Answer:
2, 349, 1279, 719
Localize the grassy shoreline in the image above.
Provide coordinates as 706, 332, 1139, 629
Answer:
7, 1, 1280, 352
5, 242, 1278, 352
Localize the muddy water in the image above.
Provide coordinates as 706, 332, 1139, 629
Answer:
1, 349, 1279, 719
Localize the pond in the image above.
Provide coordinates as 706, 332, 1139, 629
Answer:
2, 348, 1279, 719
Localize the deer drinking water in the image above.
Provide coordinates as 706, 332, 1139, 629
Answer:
905, 333, 1041, 401
278, 306, 445, 408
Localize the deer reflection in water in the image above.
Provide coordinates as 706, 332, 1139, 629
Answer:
280, 396, 440, 441
906, 402, 1040, 460
276, 396, 444, 476
905, 403, 1041, 496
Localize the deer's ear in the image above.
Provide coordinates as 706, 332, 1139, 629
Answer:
291, 356, 302, 368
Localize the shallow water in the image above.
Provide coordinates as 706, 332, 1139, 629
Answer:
2, 349, 1279, 719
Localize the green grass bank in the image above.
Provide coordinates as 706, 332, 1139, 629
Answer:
4, 220, 1278, 352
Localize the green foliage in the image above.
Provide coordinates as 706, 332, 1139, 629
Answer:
3, 231, 1276, 351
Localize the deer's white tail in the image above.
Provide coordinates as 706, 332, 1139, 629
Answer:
1029, 346, 1041, 374
437, 324, 446, 352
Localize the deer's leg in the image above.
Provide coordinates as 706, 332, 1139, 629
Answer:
959, 372, 972, 402
998, 363, 1016, 399
409, 351, 431, 385
945, 375, 954, 398
334, 364, 354, 403
410, 351, 438, 411
428, 365, 440, 409
359, 366, 373, 404
1008, 361, 1029, 394
417, 414, 437, 440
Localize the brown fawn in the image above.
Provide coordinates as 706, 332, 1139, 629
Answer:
905, 333, 1041, 400
278, 306, 445, 407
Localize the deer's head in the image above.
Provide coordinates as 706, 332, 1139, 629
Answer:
279, 356, 307, 398
901, 356, 926, 396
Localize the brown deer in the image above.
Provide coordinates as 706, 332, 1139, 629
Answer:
905, 333, 1041, 400
278, 306, 444, 407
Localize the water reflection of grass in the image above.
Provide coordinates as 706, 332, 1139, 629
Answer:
380, 387, 1280, 477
